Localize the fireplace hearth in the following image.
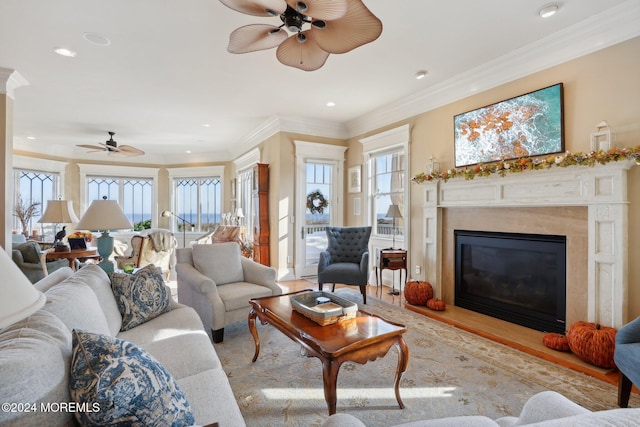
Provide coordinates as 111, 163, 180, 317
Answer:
455, 230, 566, 333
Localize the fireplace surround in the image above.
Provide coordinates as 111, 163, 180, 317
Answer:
421, 160, 635, 329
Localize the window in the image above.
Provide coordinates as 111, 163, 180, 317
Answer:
13, 169, 59, 236
370, 150, 405, 238
86, 176, 153, 230
238, 168, 254, 241
173, 176, 222, 233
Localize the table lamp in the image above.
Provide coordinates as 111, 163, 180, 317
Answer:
38, 199, 80, 250
75, 197, 132, 273
0, 249, 46, 329
386, 204, 402, 249
235, 208, 244, 226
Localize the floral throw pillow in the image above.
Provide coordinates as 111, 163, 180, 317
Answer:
69, 329, 195, 426
109, 264, 171, 331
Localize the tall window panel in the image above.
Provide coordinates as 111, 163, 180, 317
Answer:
174, 176, 222, 233
87, 176, 152, 230
238, 168, 254, 241
370, 150, 405, 239
13, 169, 58, 235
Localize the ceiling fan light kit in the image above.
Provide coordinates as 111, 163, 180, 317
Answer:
77, 131, 145, 157
220, 0, 382, 71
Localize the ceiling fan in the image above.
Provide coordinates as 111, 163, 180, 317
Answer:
219, 0, 382, 71
77, 132, 145, 157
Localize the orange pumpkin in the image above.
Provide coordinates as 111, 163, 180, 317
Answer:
566, 321, 617, 368
542, 333, 570, 352
426, 298, 446, 311
404, 281, 433, 305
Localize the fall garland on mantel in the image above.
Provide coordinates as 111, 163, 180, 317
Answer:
412, 146, 640, 184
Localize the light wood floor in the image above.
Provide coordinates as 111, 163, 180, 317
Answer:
280, 279, 622, 387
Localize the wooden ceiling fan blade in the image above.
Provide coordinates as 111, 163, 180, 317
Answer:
276, 31, 329, 71
313, 0, 382, 54
286, 0, 347, 20
77, 144, 105, 150
114, 145, 145, 157
219, 0, 287, 17
228, 25, 288, 53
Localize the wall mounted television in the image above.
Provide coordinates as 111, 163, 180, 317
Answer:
454, 83, 564, 168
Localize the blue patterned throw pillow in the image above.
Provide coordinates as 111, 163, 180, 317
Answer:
110, 264, 171, 331
69, 329, 195, 426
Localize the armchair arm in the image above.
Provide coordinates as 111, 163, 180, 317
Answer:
359, 251, 369, 274
176, 263, 226, 332
318, 250, 331, 274
176, 263, 218, 294
240, 258, 282, 295
616, 316, 640, 345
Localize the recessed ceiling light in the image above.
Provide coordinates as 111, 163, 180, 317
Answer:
53, 47, 77, 57
185, 150, 192, 154
202, 124, 211, 127
83, 32, 111, 46
415, 70, 428, 80
326, 101, 336, 107
538, 4, 559, 18
26, 136, 36, 140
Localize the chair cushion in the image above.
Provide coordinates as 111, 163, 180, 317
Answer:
318, 263, 366, 286
217, 282, 274, 311
69, 330, 195, 426
14, 241, 41, 263
192, 242, 244, 285
110, 264, 171, 331
326, 227, 371, 264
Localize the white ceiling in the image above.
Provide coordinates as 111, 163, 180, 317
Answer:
1, 0, 638, 165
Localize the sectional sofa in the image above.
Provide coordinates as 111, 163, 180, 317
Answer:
0, 265, 244, 426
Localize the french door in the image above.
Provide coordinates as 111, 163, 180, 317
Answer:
294, 142, 346, 278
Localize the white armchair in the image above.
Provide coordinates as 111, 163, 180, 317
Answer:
176, 242, 282, 343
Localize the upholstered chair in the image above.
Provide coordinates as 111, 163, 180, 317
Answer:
317, 226, 372, 304
115, 229, 177, 279
11, 241, 68, 283
614, 316, 640, 407
175, 242, 282, 343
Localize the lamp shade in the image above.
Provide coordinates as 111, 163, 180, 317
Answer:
0, 249, 46, 329
236, 208, 244, 218
38, 200, 80, 224
386, 204, 402, 219
75, 199, 132, 231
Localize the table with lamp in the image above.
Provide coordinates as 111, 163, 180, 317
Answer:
37, 199, 80, 251
74, 197, 133, 273
376, 204, 407, 296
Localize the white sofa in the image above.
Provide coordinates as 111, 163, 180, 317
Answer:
321, 391, 640, 427
0, 265, 244, 426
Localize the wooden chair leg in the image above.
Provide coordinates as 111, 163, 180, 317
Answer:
618, 372, 632, 408
360, 285, 367, 304
331, 283, 336, 292
318, 283, 324, 291
212, 328, 224, 344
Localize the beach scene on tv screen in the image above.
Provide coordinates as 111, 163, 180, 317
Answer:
454, 84, 563, 167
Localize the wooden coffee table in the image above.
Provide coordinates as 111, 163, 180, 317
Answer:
248, 290, 409, 415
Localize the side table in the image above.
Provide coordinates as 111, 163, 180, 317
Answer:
377, 249, 407, 295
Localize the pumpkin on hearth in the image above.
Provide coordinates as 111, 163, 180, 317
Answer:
404, 281, 433, 305
426, 298, 446, 311
542, 332, 571, 352
566, 321, 617, 368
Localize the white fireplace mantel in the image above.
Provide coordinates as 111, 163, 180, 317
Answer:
422, 160, 636, 328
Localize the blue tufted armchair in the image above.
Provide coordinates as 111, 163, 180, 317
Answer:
614, 316, 640, 407
318, 226, 371, 304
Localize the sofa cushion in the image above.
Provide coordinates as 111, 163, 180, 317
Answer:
42, 275, 111, 336
0, 311, 74, 427
69, 330, 195, 426
117, 306, 205, 347
110, 264, 171, 331
75, 265, 123, 334
192, 242, 243, 285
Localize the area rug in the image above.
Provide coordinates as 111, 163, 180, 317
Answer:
214, 289, 637, 427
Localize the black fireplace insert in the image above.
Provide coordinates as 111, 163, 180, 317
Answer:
455, 230, 566, 333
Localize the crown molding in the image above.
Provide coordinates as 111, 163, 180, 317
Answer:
0, 68, 29, 98
345, 0, 640, 139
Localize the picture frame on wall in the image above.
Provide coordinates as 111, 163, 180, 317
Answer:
454, 83, 564, 168
348, 165, 361, 193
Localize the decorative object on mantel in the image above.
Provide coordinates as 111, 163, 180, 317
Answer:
426, 298, 446, 311
411, 146, 640, 184
404, 280, 433, 306
566, 321, 617, 369
590, 121, 614, 152
543, 332, 571, 352
427, 156, 440, 175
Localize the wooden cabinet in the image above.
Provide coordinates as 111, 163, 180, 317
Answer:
252, 163, 270, 266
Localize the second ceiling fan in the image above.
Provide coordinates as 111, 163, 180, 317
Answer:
219, 0, 382, 71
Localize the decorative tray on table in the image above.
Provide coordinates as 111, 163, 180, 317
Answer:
290, 291, 358, 326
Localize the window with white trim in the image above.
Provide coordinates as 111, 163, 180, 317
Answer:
13, 169, 59, 236
86, 176, 153, 230
173, 176, 222, 233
